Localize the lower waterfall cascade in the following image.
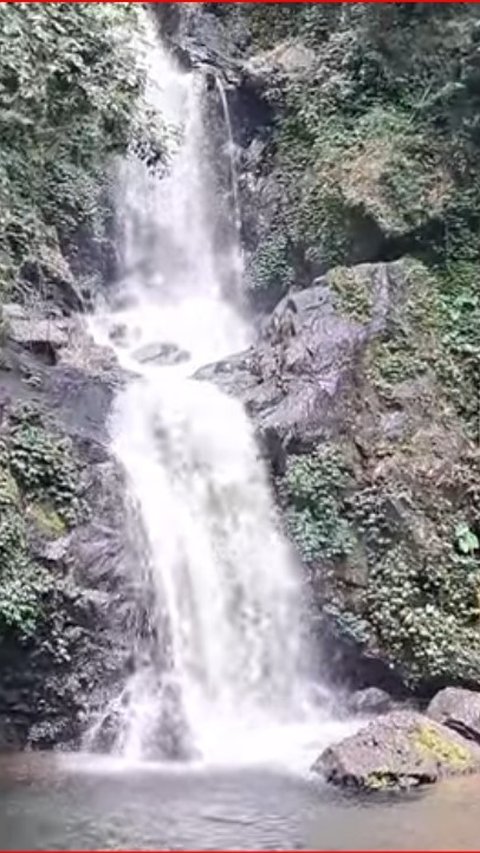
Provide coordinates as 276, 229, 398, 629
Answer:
88, 10, 349, 770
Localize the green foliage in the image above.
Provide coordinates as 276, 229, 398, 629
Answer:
234, 2, 480, 688
282, 447, 356, 562
239, 4, 480, 440
328, 266, 373, 323
247, 232, 294, 299
281, 437, 480, 687
456, 523, 479, 556
0, 488, 48, 636
360, 255, 479, 437
366, 544, 480, 686
368, 258, 440, 388
0, 3, 145, 298
436, 260, 480, 437
243, 3, 343, 50
0, 407, 86, 638
5, 408, 85, 526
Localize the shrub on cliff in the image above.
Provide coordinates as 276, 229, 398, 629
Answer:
0, 4, 145, 303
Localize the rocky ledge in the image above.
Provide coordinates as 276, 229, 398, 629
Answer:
313, 687, 480, 792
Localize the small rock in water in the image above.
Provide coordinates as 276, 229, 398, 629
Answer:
313, 710, 480, 791
108, 323, 128, 345
347, 687, 393, 716
133, 341, 190, 367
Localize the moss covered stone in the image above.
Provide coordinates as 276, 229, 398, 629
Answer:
328, 266, 374, 323
27, 503, 66, 539
314, 711, 480, 791
414, 723, 473, 771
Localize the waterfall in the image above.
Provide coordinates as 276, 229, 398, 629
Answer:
214, 76, 243, 242
89, 13, 340, 769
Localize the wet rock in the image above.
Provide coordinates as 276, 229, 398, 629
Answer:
194, 348, 259, 396
428, 688, 480, 745
200, 277, 368, 453
347, 687, 394, 717
29, 532, 70, 569
133, 341, 190, 367
152, 3, 249, 81
149, 679, 197, 761
0, 308, 151, 750
313, 711, 480, 791
108, 322, 128, 345
5, 307, 71, 364
0, 717, 24, 751
19, 241, 84, 314
87, 705, 123, 753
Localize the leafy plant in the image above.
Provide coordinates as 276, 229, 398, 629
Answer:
455, 523, 479, 556
0, 3, 150, 300
6, 415, 86, 526
281, 448, 356, 562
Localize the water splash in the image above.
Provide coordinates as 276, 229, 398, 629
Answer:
89, 11, 347, 769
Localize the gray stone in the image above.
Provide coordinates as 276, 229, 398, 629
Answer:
313, 711, 480, 791
428, 687, 480, 744
197, 277, 368, 454
347, 687, 394, 716
31, 534, 70, 568
6, 314, 70, 361
133, 341, 190, 367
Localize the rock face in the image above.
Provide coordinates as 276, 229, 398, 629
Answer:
428, 688, 480, 745
196, 277, 369, 462
313, 711, 480, 791
0, 304, 151, 750
198, 257, 480, 696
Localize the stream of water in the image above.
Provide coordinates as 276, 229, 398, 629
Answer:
89, 12, 349, 769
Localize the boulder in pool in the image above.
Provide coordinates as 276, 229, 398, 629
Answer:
312, 710, 480, 791
428, 687, 480, 744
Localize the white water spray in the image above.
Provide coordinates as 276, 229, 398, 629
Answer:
90, 14, 347, 769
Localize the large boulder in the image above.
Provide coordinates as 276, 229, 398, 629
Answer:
197, 278, 370, 464
428, 688, 480, 745
313, 711, 480, 791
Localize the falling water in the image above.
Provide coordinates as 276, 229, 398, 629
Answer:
89, 13, 343, 769
215, 77, 243, 240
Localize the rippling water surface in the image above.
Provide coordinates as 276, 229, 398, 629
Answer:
1, 753, 480, 851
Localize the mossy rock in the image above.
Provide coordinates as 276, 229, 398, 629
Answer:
414, 723, 472, 771
314, 711, 480, 791
327, 265, 374, 323
0, 469, 20, 508
27, 502, 66, 539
